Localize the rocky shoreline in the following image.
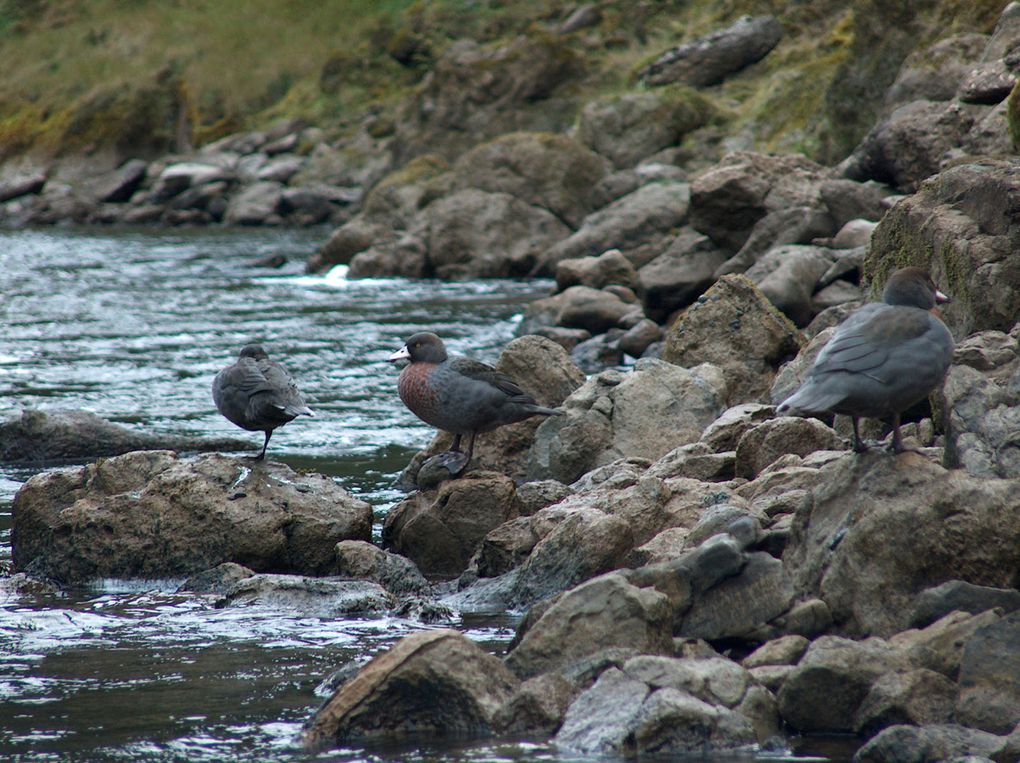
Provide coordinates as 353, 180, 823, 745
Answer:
5, 3, 1020, 761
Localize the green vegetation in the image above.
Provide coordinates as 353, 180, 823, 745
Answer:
0, 0, 1009, 163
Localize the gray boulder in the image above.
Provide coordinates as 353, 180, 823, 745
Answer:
735, 417, 844, 479
554, 249, 638, 292
224, 181, 284, 225
853, 724, 1010, 763
744, 244, 836, 326
217, 574, 396, 618
853, 668, 958, 737
333, 540, 430, 597
955, 612, 1020, 734
12, 451, 373, 583
637, 227, 727, 320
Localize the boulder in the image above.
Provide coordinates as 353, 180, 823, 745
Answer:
639, 15, 784, 88
303, 629, 519, 748
742, 635, 810, 669
333, 540, 430, 597
424, 188, 570, 279
493, 673, 574, 734
382, 475, 521, 579
782, 453, 1020, 637
662, 275, 803, 405
149, 162, 233, 202
618, 319, 663, 358
853, 723, 1009, 763
0, 169, 47, 202
505, 573, 673, 679
570, 331, 625, 373
540, 181, 691, 274
576, 88, 716, 169
554, 249, 638, 292
0, 408, 248, 462
910, 580, 1020, 628
223, 181, 284, 225
777, 635, 911, 733
700, 403, 775, 452
12, 452, 373, 583
883, 34, 990, 112
452, 131, 609, 227
853, 668, 958, 737
735, 417, 844, 479
527, 360, 727, 484
744, 244, 835, 326
818, 178, 891, 228
520, 285, 635, 336
90, 158, 148, 203
637, 227, 727, 320
217, 574, 396, 617
939, 329, 1020, 478
955, 612, 1020, 734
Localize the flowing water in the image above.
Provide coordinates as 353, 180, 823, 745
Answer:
0, 229, 852, 762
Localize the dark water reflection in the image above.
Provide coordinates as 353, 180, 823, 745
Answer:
0, 229, 854, 761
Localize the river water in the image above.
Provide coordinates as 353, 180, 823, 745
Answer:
0, 229, 850, 762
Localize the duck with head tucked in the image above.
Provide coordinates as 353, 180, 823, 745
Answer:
777, 266, 954, 453
389, 332, 561, 476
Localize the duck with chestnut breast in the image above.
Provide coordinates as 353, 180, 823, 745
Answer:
213, 344, 313, 460
777, 266, 954, 453
388, 332, 561, 475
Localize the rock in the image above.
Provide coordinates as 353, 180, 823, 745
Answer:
0, 169, 47, 202
841, 100, 979, 192
540, 181, 691, 274
555, 249, 638, 292
359, 154, 451, 229
700, 403, 775, 452
854, 724, 1008, 763
639, 15, 784, 88
255, 155, 305, 183
958, 60, 1016, 104
854, 668, 958, 737
559, 4, 602, 34
280, 186, 347, 225
576, 88, 716, 169
642, 442, 735, 484
12, 452, 373, 584
813, 279, 864, 312
347, 235, 428, 279
714, 205, 836, 278
735, 417, 844, 479
90, 159, 148, 203
618, 319, 663, 358
424, 188, 571, 279
452, 131, 608, 228
528, 326, 591, 352
224, 181, 283, 225
493, 672, 574, 734
570, 331, 624, 373
689, 151, 830, 255
662, 275, 803, 405
744, 244, 836, 326
890, 610, 1002, 682
0, 408, 248, 462
782, 453, 1020, 637
742, 635, 810, 668
819, 179, 891, 228
333, 540, 430, 597
956, 612, 1020, 734
910, 580, 1020, 628
515, 480, 574, 516
939, 329, 1020, 478
178, 561, 256, 594
637, 228, 727, 320
777, 635, 911, 733
520, 285, 635, 336
217, 574, 396, 617
392, 35, 584, 164
883, 34, 991, 112
303, 629, 519, 748
677, 552, 796, 641
150, 161, 233, 202
527, 360, 727, 484
505, 573, 673, 679
382, 475, 521, 579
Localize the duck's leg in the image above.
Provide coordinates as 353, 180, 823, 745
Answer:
851, 417, 870, 453
257, 430, 272, 460
888, 413, 920, 453
450, 434, 462, 453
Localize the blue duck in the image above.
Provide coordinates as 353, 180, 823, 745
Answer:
388, 332, 561, 474
777, 267, 954, 453
212, 344, 313, 459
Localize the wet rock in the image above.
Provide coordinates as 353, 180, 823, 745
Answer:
854, 723, 1009, 763
528, 360, 727, 484
735, 417, 844, 479
333, 540, 430, 597
0, 408, 249, 463
940, 329, 1020, 478
570, 331, 624, 373
854, 668, 958, 737
217, 574, 396, 617
555, 249, 637, 292
841, 100, 979, 192
783, 453, 1020, 637
452, 131, 609, 228
777, 635, 911, 733
424, 188, 570, 279
640, 15, 783, 88
493, 672, 574, 734
540, 181, 691, 274
955, 612, 1020, 734
178, 561, 256, 594
12, 451, 372, 583
505, 573, 673, 679
663, 275, 803, 405
382, 475, 521, 579
745, 244, 835, 326
303, 629, 519, 748
637, 228, 726, 320
910, 580, 1020, 628
223, 180, 283, 225
576, 89, 716, 169
689, 151, 830, 255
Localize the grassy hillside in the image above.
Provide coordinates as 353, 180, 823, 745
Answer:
0, 0, 1008, 164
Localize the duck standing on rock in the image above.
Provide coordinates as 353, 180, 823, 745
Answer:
212, 344, 313, 460
777, 266, 954, 453
388, 331, 561, 476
